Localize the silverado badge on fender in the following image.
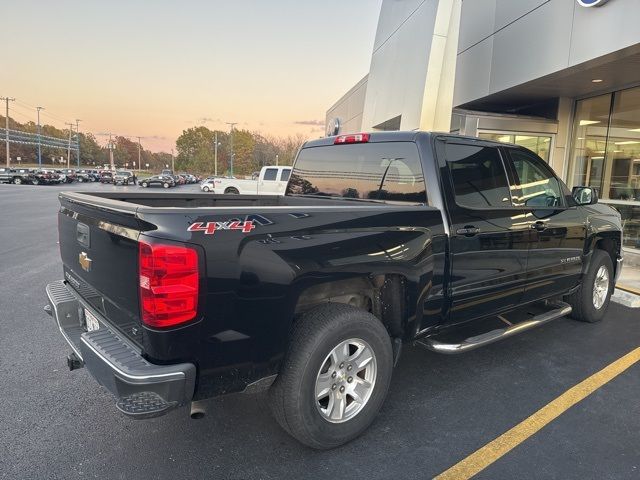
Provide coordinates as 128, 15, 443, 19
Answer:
78, 251, 92, 272
188, 220, 255, 235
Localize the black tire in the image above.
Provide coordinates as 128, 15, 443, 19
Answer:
142, 182, 148, 188
224, 187, 239, 194
32, 179, 40, 186
78, 178, 84, 183
565, 250, 614, 323
163, 182, 170, 189
269, 303, 393, 449
203, 186, 210, 192
13, 177, 22, 185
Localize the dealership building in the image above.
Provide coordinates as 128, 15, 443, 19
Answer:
326, 0, 640, 256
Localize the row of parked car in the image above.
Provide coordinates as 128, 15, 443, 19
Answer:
0, 167, 97, 185
139, 171, 200, 188
0, 167, 200, 188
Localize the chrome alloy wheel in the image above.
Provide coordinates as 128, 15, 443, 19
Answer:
593, 265, 610, 310
314, 338, 377, 423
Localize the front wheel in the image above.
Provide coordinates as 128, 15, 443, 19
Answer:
13, 177, 22, 185
269, 303, 393, 449
78, 178, 84, 183
203, 186, 210, 192
163, 182, 170, 189
565, 250, 614, 323
141, 182, 148, 188
224, 187, 239, 194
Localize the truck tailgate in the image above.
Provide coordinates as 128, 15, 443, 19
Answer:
58, 194, 143, 345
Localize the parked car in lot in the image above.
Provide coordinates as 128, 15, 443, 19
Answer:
59, 169, 77, 183
99, 171, 113, 184
139, 174, 175, 188
46, 132, 622, 449
0, 168, 36, 185
200, 178, 215, 192
113, 170, 136, 185
76, 169, 98, 182
33, 169, 61, 185
208, 165, 292, 194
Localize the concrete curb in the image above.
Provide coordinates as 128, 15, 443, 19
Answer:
612, 289, 640, 309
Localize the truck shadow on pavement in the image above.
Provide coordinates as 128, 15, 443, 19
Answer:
135, 303, 639, 479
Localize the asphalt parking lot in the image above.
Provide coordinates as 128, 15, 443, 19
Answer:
1, 182, 639, 480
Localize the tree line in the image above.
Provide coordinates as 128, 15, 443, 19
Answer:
1, 115, 309, 176
175, 126, 306, 176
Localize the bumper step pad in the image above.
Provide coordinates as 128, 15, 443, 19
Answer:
116, 392, 176, 419
46, 280, 196, 420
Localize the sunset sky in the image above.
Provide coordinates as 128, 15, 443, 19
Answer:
2, 0, 382, 152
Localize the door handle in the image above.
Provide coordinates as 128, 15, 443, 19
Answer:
531, 221, 547, 232
456, 226, 480, 237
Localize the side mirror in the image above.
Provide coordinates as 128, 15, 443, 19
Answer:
572, 186, 598, 205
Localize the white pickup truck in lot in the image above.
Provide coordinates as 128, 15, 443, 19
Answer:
202, 165, 292, 195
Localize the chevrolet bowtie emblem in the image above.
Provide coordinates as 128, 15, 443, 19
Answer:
79, 252, 92, 272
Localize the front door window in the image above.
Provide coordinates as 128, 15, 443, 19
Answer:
510, 149, 564, 208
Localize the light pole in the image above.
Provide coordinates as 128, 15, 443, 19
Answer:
75, 119, 81, 167
171, 149, 175, 172
137, 137, 142, 172
65, 122, 74, 169
1, 97, 15, 167
213, 131, 222, 176
225, 122, 237, 177
108, 133, 115, 170
36, 106, 44, 167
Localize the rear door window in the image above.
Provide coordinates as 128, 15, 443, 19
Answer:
445, 143, 512, 208
263, 168, 278, 181
287, 142, 426, 203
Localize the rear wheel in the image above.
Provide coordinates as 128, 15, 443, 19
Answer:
13, 177, 22, 185
565, 250, 614, 323
32, 179, 40, 185
269, 303, 393, 449
163, 182, 170, 189
224, 187, 239, 194
142, 182, 148, 188
203, 186, 210, 192
78, 178, 84, 183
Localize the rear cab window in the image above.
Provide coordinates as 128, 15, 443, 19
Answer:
286, 142, 427, 204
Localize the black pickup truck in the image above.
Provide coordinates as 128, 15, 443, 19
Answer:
45, 132, 623, 449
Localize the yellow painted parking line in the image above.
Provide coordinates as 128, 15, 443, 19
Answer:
435, 346, 640, 480
616, 283, 640, 296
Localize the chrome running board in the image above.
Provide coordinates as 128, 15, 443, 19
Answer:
416, 300, 572, 355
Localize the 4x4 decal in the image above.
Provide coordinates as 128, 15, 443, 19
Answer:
188, 220, 255, 235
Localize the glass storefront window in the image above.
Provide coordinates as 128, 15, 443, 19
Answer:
568, 86, 640, 250
568, 93, 612, 190
478, 132, 552, 162
607, 87, 640, 201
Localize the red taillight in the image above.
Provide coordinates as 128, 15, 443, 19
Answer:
334, 133, 370, 144
139, 241, 199, 328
